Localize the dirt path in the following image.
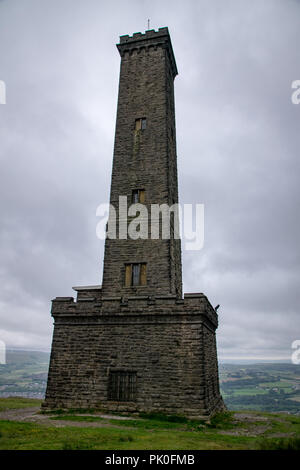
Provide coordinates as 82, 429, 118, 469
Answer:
0, 408, 296, 437
0, 407, 135, 429
219, 412, 296, 438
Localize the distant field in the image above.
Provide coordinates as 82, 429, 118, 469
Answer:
288, 397, 300, 402
219, 363, 300, 414
227, 388, 267, 396
0, 350, 299, 414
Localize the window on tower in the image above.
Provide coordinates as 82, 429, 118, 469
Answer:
132, 189, 145, 204
125, 263, 147, 287
135, 117, 146, 130
108, 370, 137, 401
132, 264, 140, 286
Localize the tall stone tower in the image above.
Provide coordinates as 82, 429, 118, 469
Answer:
43, 28, 225, 419
102, 28, 182, 299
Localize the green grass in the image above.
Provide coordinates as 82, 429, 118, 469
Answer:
0, 397, 42, 412
0, 398, 299, 450
0, 419, 256, 450
50, 414, 202, 431
50, 415, 106, 423
256, 438, 300, 450
259, 381, 291, 388
223, 388, 268, 397
49, 411, 241, 432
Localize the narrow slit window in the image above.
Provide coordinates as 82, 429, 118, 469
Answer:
124, 263, 147, 286
132, 189, 139, 204
132, 189, 145, 204
132, 263, 140, 286
135, 118, 146, 130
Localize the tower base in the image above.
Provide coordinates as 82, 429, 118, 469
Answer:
43, 287, 225, 419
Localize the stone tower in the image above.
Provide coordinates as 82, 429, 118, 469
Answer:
102, 28, 182, 299
43, 28, 225, 419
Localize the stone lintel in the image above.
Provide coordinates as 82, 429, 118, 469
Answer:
184, 293, 204, 298
53, 312, 217, 332
52, 297, 74, 302
72, 285, 102, 291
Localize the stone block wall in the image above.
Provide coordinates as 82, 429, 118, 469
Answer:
101, 28, 182, 298
43, 292, 225, 418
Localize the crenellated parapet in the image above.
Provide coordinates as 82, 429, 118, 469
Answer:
117, 27, 178, 79
51, 289, 218, 329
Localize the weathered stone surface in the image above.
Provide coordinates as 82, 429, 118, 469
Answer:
43, 28, 225, 419
102, 28, 182, 299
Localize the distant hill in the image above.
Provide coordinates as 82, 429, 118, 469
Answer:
219, 363, 300, 415
0, 349, 50, 399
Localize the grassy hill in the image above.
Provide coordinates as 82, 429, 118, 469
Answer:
0, 398, 299, 450
0, 350, 49, 398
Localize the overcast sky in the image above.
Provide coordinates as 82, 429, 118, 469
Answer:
0, 0, 299, 361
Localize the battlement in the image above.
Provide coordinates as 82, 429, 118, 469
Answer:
51, 290, 218, 328
117, 27, 178, 78
119, 27, 170, 44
